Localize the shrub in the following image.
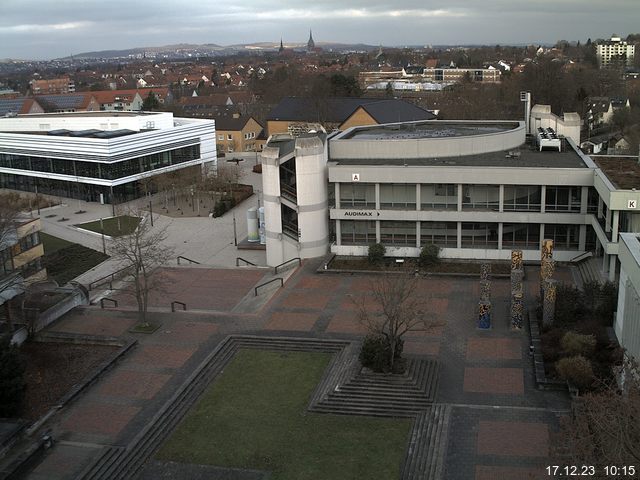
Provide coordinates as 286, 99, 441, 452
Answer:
554, 284, 584, 327
367, 243, 386, 265
561, 331, 597, 357
0, 337, 26, 417
418, 243, 440, 267
359, 334, 404, 373
555, 355, 595, 391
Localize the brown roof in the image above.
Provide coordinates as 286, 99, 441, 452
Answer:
593, 156, 640, 190
90, 89, 141, 104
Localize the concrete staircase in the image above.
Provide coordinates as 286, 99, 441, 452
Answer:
401, 405, 452, 480
577, 257, 603, 285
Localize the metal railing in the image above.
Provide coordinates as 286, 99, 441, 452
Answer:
274, 257, 301, 274
236, 257, 257, 267
177, 256, 200, 265
171, 301, 187, 312
88, 266, 132, 291
100, 298, 118, 309
254, 278, 283, 296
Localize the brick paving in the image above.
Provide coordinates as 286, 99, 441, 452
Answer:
21, 261, 574, 480
463, 367, 525, 395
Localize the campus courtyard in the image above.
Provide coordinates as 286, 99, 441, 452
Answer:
18, 259, 571, 480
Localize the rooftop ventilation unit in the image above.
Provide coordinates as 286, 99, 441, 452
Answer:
536, 127, 561, 152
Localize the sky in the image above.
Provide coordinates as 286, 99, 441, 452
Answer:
1, 0, 639, 60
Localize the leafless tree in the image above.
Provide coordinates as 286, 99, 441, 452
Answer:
355, 273, 442, 371
110, 212, 174, 326
0, 202, 25, 333
553, 357, 640, 477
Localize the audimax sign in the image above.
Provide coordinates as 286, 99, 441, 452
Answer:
343, 211, 380, 217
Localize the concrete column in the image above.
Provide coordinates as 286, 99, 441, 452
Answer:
612, 210, 620, 241
539, 224, 545, 250
335, 183, 340, 209
376, 220, 380, 243
498, 223, 503, 250
579, 225, 587, 251
598, 197, 604, 219
457, 184, 463, 212
335, 220, 341, 246
375, 183, 380, 210
602, 253, 608, 273
415, 184, 421, 211
457, 221, 462, 249
416, 221, 421, 248
540, 185, 546, 213
499, 185, 504, 213
580, 186, 589, 214
605, 207, 612, 233
609, 255, 617, 282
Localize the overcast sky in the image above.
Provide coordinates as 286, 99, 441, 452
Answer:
1, 0, 639, 60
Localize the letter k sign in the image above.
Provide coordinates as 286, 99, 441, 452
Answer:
629, 200, 637, 209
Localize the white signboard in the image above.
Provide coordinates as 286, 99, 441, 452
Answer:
629, 200, 637, 209
352, 173, 360, 182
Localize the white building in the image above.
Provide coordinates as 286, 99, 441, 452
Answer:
596, 35, 636, 68
260, 109, 640, 281
615, 233, 640, 361
0, 111, 216, 203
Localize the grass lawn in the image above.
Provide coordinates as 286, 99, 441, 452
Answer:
40, 233, 109, 285
158, 349, 412, 480
75, 215, 140, 237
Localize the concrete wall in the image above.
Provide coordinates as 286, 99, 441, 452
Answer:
0, 111, 174, 132
529, 105, 581, 145
615, 233, 640, 360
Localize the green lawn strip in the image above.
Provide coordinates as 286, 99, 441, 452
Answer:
43, 242, 109, 285
75, 215, 140, 237
158, 349, 411, 480
40, 232, 73, 255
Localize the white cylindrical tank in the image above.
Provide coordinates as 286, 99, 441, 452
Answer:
247, 207, 259, 242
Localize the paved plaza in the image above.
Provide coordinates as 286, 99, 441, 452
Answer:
17, 258, 570, 480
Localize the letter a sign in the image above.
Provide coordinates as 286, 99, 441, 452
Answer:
352, 173, 360, 182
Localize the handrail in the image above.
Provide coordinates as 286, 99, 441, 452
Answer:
236, 257, 257, 267
254, 278, 283, 296
100, 298, 118, 309
171, 301, 187, 312
274, 257, 301, 274
89, 265, 132, 291
569, 251, 593, 263
177, 256, 200, 265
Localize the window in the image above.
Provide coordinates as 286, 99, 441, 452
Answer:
421, 184, 457, 210
227, 134, 233, 141
218, 134, 224, 141
339, 183, 375, 209
503, 186, 541, 211
380, 221, 416, 246
420, 222, 457, 247
544, 224, 580, 250
462, 185, 499, 211
461, 223, 499, 248
340, 220, 376, 245
379, 184, 416, 209
545, 186, 581, 212
502, 223, 540, 248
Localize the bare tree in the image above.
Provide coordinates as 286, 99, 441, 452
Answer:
355, 273, 442, 372
110, 212, 174, 326
0, 202, 25, 333
553, 357, 640, 477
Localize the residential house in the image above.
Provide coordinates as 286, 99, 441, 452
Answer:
34, 93, 100, 113
215, 114, 264, 153
0, 98, 45, 116
91, 90, 144, 111
265, 97, 437, 136
30, 77, 75, 95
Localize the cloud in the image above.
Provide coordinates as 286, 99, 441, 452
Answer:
0, 21, 92, 34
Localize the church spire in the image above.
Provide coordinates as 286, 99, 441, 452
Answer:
307, 30, 315, 51
279, 38, 284, 53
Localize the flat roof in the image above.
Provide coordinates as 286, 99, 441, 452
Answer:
593, 156, 640, 189
13, 111, 158, 118
330, 143, 587, 169
341, 121, 519, 141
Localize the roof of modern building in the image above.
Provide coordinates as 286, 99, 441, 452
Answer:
266, 97, 436, 124
592, 156, 640, 190
330, 143, 587, 169
341, 121, 517, 140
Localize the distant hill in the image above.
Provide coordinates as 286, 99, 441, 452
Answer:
60, 41, 379, 60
